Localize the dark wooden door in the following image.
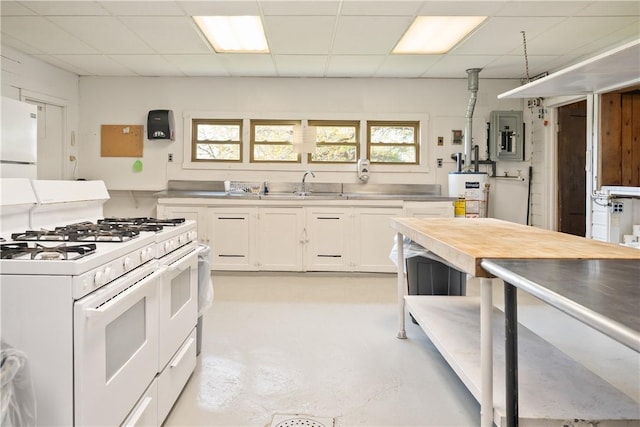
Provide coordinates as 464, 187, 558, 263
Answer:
558, 101, 587, 236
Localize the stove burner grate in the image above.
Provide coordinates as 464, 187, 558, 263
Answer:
99, 217, 186, 227
0, 242, 97, 260
11, 222, 140, 243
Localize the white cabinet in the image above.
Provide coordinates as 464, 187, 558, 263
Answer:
208, 208, 256, 271
157, 205, 208, 244
305, 207, 351, 271
353, 207, 403, 272
256, 207, 304, 271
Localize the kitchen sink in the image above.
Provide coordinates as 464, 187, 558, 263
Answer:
261, 192, 346, 200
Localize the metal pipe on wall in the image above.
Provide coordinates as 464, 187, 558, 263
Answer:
464, 68, 482, 170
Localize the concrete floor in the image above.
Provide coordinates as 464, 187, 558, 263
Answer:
164, 272, 481, 427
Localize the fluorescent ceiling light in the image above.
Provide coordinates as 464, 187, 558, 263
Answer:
194, 16, 269, 53
393, 16, 487, 54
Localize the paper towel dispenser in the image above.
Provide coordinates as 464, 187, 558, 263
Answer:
357, 158, 370, 182
147, 110, 175, 140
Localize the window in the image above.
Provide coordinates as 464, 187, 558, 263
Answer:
251, 120, 301, 163
308, 120, 359, 163
367, 121, 419, 164
192, 119, 242, 162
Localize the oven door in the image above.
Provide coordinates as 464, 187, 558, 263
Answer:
74, 262, 163, 427
158, 244, 199, 370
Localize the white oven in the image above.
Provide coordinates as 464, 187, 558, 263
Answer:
0, 180, 199, 427
73, 261, 163, 427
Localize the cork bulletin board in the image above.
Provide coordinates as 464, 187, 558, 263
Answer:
101, 125, 143, 157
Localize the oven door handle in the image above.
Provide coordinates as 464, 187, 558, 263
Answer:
167, 245, 203, 272
170, 337, 195, 368
122, 396, 152, 427
84, 267, 167, 319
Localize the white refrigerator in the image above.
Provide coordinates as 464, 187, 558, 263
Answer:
1, 97, 37, 179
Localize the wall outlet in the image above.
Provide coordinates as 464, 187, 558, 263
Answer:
437, 158, 443, 167
610, 201, 623, 213
168, 153, 173, 162
437, 136, 444, 146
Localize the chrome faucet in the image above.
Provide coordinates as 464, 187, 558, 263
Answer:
301, 170, 315, 194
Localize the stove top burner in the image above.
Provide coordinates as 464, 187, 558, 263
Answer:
0, 242, 97, 260
11, 221, 140, 243
98, 217, 186, 227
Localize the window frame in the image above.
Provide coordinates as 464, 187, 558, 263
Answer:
307, 120, 360, 164
191, 118, 243, 163
250, 119, 302, 163
367, 120, 420, 165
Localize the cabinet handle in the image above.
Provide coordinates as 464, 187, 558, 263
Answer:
317, 217, 340, 220
170, 337, 195, 368
218, 217, 245, 220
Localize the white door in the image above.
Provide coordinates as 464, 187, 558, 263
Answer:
257, 207, 304, 271
305, 207, 351, 271
353, 207, 403, 272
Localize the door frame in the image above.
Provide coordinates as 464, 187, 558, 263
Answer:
20, 89, 70, 180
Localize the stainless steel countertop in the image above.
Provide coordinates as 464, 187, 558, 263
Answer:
481, 258, 640, 352
154, 189, 455, 201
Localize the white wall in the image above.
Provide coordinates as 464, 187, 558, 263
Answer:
1, 45, 80, 180
79, 75, 533, 221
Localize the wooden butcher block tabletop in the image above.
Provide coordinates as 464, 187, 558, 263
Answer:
391, 217, 640, 277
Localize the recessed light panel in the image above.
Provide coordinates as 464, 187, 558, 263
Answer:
393, 16, 487, 54
194, 16, 269, 53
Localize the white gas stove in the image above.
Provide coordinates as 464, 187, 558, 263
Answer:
0, 179, 199, 427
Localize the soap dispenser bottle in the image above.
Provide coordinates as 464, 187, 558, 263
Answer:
357, 159, 370, 182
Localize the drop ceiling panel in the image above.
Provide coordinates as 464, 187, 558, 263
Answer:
164, 54, 229, 77
261, 1, 340, 15
0, 1, 38, 15
47, 54, 135, 76
375, 55, 442, 77
577, 1, 640, 16
494, 1, 590, 17
99, 1, 186, 16
17, 1, 109, 15
340, 1, 421, 16
416, 1, 505, 16
119, 16, 211, 54
219, 54, 276, 76
265, 16, 336, 55
178, 1, 260, 16
1, 17, 97, 54
422, 55, 501, 78
326, 55, 386, 77
48, 17, 153, 54
109, 54, 184, 76
332, 16, 411, 54
273, 54, 327, 77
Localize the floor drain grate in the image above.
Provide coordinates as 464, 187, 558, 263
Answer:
270, 414, 335, 427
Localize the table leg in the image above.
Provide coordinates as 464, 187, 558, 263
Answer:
480, 277, 494, 427
504, 281, 519, 427
396, 232, 407, 339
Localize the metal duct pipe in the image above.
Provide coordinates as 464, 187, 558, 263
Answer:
464, 68, 481, 170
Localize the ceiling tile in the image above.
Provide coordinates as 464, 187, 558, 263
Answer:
48, 54, 135, 76
340, 1, 421, 16
0, 1, 38, 15
109, 54, 184, 76
178, 1, 260, 16
18, 1, 109, 15
119, 16, 211, 54
332, 16, 412, 54
1, 16, 97, 54
421, 55, 500, 78
494, 1, 590, 17
48, 16, 153, 54
375, 55, 442, 77
417, 1, 505, 16
99, 1, 185, 16
273, 54, 328, 77
577, 1, 640, 16
265, 16, 336, 54
219, 54, 276, 76
326, 55, 386, 77
261, 1, 340, 15
163, 54, 230, 77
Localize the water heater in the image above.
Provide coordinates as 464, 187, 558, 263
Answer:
448, 172, 489, 218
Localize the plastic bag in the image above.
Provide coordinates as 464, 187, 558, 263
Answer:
197, 244, 214, 316
389, 234, 458, 272
1, 340, 36, 427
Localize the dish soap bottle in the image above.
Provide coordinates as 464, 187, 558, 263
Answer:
263, 180, 269, 194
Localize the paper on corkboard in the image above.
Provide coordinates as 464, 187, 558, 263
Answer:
101, 125, 143, 157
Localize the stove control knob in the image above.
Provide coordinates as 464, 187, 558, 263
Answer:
178, 235, 186, 245
146, 247, 155, 261
104, 266, 114, 282
189, 231, 197, 241
123, 256, 133, 270
94, 271, 104, 286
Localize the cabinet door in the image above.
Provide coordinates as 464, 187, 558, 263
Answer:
209, 208, 255, 271
158, 205, 207, 244
353, 207, 403, 272
305, 208, 351, 271
404, 201, 454, 218
257, 208, 304, 271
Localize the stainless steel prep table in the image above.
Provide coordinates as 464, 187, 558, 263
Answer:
481, 258, 640, 427
390, 217, 640, 427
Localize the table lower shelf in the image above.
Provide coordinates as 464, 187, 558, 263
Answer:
405, 295, 640, 427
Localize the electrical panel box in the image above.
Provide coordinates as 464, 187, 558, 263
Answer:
490, 110, 524, 161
